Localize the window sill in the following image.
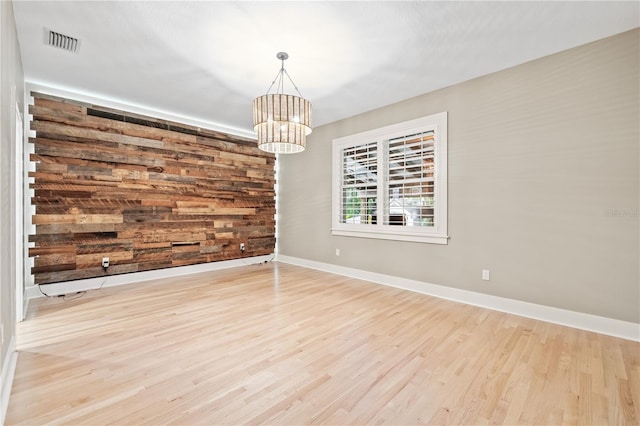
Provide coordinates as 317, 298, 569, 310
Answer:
331, 228, 449, 245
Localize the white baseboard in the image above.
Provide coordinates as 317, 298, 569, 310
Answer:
25, 285, 41, 300
28, 255, 274, 299
1, 336, 18, 426
275, 255, 640, 342
22, 295, 29, 322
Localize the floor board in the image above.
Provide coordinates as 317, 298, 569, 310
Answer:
6, 262, 639, 425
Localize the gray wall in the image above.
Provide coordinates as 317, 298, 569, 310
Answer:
1, 0, 24, 373
278, 29, 639, 324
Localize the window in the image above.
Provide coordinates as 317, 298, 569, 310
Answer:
332, 112, 448, 244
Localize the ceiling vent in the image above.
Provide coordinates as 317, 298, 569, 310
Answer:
44, 28, 80, 53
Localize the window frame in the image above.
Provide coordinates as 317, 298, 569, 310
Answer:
331, 112, 448, 244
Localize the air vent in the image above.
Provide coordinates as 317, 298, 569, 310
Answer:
44, 28, 80, 53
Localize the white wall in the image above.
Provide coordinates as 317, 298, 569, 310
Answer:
1, 0, 25, 422
277, 29, 640, 324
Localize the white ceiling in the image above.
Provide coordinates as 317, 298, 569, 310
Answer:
12, 1, 639, 136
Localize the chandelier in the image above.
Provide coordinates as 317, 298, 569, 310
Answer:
253, 52, 312, 154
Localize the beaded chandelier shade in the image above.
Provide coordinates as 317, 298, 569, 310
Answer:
252, 52, 312, 154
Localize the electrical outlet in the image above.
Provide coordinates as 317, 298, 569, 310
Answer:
102, 257, 110, 268
240, 243, 245, 253
482, 269, 490, 281
335, 248, 340, 256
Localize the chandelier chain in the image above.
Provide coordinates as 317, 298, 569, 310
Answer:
264, 56, 305, 98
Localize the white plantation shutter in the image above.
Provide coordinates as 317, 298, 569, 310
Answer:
333, 112, 448, 244
340, 142, 378, 224
385, 130, 435, 227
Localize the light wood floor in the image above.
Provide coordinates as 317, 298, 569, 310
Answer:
6, 262, 639, 425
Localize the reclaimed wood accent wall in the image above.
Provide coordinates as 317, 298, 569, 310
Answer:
28, 92, 275, 284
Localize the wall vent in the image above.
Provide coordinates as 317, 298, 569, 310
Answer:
44, 28, 80, 53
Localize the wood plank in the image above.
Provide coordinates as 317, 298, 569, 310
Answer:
76, 251, 134, 267
31, 104, 198, 146
33, 214, 123, 225
174, 207, 256, 216
32, 121, 166, 150
218, 151, 267, 165
36, 223, 117, 235
32, 92, 89, 112
33, 263, 140, 284
30, 263, 78, 274
29, 246, 76, 257
33, 252, 76, 268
